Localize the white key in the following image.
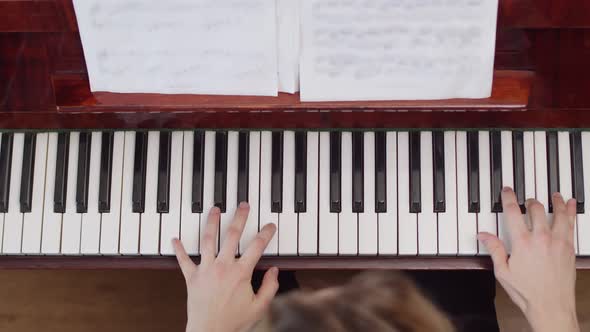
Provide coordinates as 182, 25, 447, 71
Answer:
299, 132, 318, 255
0, 133, 3, 251
80, 132, 102, 254
61, 132, 81, 255
534, 132, 549, 210
457, 132, 477, 255
180, 131, 198, 255
240, 132, 260, 254
339, 132, 357, 255
378, 132, 397, 256
398, 132, 418, 255
120, 132, 140, 254
318, 132, 338, 255
160, 132, 183, 255
200, 131, 216, 254
418, 132, 437, 255
438, 131, 457, 255
140, 131, 160, 255
41, 133, 62, 254
2, 133, 24, 254
558, 131, 578, 253
22, 133, 48, 254
219, 132, 239, 253
498, 131, 514, 252
260, 131, 278, 255
478, 131, 496, 255
359, 132, 377, 255
100, 132, 125, 255
578, 132, 590, 256
279, 131, 297, 256
523, 132, 536, 201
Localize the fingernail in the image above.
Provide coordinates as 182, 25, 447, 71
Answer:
211, 206, 221, 214
270, 266, 279, 276
553, 192, 562, 199
239, 202, 249, 209
502, 187, 511, 193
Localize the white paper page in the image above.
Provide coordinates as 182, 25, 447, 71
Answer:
277, 0, 301, 94
73, 0, 278, 96
300, 0, 499, 102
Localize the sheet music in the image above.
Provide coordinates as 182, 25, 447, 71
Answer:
277, 0, 301, 94
300, 0, 499, 102
73, 0, 278, 96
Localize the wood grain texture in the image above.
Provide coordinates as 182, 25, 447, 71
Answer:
0, 269, 588, 332
0, 256, 590, 270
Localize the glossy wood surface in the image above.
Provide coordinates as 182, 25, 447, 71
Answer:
0, 256, 589, 270
0, 1, 590, 130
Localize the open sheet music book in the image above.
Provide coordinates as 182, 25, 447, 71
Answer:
74, 0, 498, 101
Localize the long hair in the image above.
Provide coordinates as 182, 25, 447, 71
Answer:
252, 271, 455, 332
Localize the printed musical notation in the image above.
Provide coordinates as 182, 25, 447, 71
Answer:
300, 0, 499, 102
74, 0, 279, 96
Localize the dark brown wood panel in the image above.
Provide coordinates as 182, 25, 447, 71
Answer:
3, 0, 590, 32
2, 108, 590, 130
0, 33, 56, 112
499, 0, 590, 27
1, 256, 590, 270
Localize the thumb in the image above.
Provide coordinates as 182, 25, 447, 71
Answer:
478, 232, 509, 276
254, 267, 279, 314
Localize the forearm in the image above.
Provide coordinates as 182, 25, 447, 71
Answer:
526, 308, 580, 332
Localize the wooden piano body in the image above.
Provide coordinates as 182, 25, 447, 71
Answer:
1, 0, 590, 270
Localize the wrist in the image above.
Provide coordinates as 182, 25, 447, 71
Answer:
525, 306, 579, 332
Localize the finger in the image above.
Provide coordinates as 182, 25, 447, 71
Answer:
200, 207, 221, 265
254, 267, 279, 314
239, 223, 277, 271
552, 196, 577, 246
218, 202, 250, 261
526, 199, 549, 235
173, 238, 195, 279
501, 187, 529, 242
478, 232, 508, 276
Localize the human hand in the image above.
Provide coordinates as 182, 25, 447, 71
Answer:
478, 188, 579, 332
173, 203, 279, 332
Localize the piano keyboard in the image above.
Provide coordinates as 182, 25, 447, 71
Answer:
0, 130, 588, 257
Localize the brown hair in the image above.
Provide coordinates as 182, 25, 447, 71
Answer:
253, 272, 455, 332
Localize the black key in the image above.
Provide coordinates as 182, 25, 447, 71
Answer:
512, 131, 526, 214
54, 133, 69, 214
490, 131, 503, 213
409, 132, 421, 213
237, 132, 250, 205
20, 133, 36, 213
0, 133, 14, 213
546, 132, 560, 213
98, 132, 114, 213
375, 132, 387, 213
214, 132, 228, 212
271, 132, 283, 213
76, 132, 92, 213
433, 131, 445, 213
352, 132, 364, 213
191, 131, 205, 213
157, 132, 172, 213
294, 131, 307, 213
570, 132, 585, 214
467, 132, 480, 213
132, 132, 148, 213
330, 132, 342, 213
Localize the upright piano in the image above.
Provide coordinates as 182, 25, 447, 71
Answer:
1, 0, 590, 270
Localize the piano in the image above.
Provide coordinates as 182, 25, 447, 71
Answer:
1, 0, 590, 270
